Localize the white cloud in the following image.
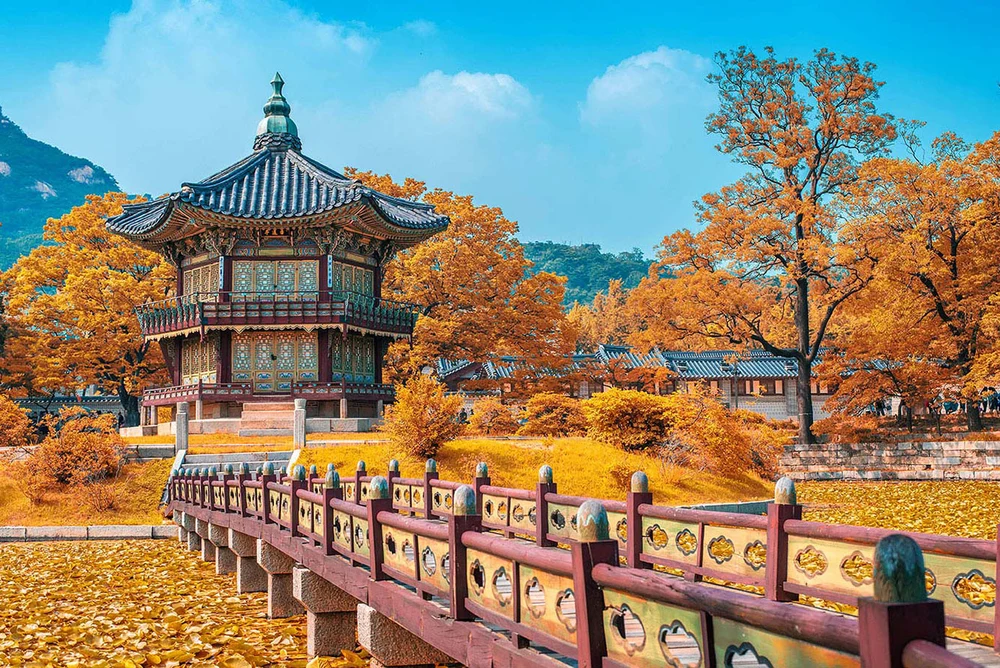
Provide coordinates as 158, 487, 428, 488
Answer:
580, 46, 713, 128
390, 70, 533, 124
402, 19, 437, 38
22, 0, 377, 193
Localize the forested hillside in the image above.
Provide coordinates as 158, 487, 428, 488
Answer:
522, 241, 650, 306
0, 107, 118, 267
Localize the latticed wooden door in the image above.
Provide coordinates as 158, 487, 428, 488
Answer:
232, 332, 318, 392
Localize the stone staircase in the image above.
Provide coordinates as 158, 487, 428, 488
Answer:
238, 401, 295, 438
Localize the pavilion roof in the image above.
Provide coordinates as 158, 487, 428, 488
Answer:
107, 73, 449, 248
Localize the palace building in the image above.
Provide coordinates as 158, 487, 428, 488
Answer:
107, 74, 448, 433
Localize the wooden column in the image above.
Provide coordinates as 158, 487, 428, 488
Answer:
571, 501, 618, 668
626, 471, 652, 569
765, 476, 802, 601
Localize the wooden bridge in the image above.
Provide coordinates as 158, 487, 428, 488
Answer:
167, 461, 999, 667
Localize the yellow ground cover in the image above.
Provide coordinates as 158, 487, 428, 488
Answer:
0, 460, 172, 526
297, 436, 771, 506
799, 480, 1000, 539
0, 539, 350, 667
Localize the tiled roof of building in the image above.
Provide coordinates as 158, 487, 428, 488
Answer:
107, 74, 449, 244
437, 346, 803, 382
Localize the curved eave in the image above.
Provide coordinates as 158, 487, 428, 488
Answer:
106, 197, 447, 249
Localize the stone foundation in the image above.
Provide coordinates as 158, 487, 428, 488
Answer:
781, 440, 1000, 481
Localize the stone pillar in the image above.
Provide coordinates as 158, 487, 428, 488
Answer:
228, 529, 267, 594
293, 398, 306, 448
173, 510, 188, 544
175, 402, 189, 452
292, 565, 358, 657
339, 398, 348, 419
209, 523, 236, 574
150, 404, 159, 426
376, 400, 384, 417
257, 540, 304, 618
195, 518, 215, 562
357, 603, 451, 668
181, 512, 200, 552
195, 398, 204, 421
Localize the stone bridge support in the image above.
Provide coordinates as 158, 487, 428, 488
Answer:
257, 539, 304, 619
180, 512, 200, 552
208, 523, 235, 574
228, 529, 267, 594
173, 510, 188, 544
194, 519, 215, 563
357, 603, 451, 668
292, 565, 357, 657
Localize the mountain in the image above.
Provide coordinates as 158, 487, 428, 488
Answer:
0, 106, 119, 267
522, 241, 652, 306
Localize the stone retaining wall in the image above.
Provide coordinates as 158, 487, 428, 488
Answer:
780, 440, 1000, 480
0, 525, 177, 542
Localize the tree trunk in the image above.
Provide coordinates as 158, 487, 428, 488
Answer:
796, 355, 815, 444
794, 276, 816, 445
121, 392, 140, 428
967, 401, 983, 432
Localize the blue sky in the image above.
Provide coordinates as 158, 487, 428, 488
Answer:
3, 0, 999, 254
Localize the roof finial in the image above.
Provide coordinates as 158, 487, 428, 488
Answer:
254, 71, 301, 151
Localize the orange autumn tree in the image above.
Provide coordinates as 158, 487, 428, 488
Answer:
628, 48, 900, 444
344, 169, 573, 382
835, 133, 1000, 431
2, 193, 173, 426
567, 279, 633, 353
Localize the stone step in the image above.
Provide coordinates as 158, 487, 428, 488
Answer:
239, 428, 293, 438
243, 402, 295, 412
184, 451, 295, 464
239, 410, 297, 420
239, 418, 294, 430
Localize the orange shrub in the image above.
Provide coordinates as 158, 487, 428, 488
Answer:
380, 376, 463, 458
517, 393, 588, 437
7, 407, 128, 504
583, 388, 672, 451
0, 394, 34, 450
466, 397, 519, 436
583, 387, 780, 477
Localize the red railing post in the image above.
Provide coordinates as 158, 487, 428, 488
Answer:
260, 463, 277, 525
765, 476, 802, 601
472, 462, 490, 515
626, 471, 652, 569
236, 463, 249, 517
290, 465, 306, 537
536, 464, 557, 547
423, 459, 438, 518
366, 475, 393, 581
858, 535, 945, 668
571, 501, 618, 668
221, 465, 234, 513
354, 461, 366, 505
322, 465, 341, 556
386, 459, 400, 508
447, 485, 481, 621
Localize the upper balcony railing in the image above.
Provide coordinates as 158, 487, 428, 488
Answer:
135, 291, 421, 338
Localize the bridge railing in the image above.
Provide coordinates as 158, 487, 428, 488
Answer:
168, 463, 989, 667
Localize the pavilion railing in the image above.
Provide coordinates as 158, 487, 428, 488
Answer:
141, 380, 394, 406
135, 290, 420, 337
170, 461, 995, 667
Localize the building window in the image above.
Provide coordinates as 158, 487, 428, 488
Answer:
331, 335, 375, 383
747, 379, 784, 396
811, 380, 835, 395
330, 261, 375, 298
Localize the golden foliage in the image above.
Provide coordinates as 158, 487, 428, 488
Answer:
567, 279, 633, 353
0, 459, 171, 526
298, 436, 770, 507
0, 539, 314, 666
344, 169, 573, 381
583, 388, 788, 477
465, 396, 519, 436
379, 376, 462, 458
799, 481, 1000, 539
0, 393, 34, 449
19, 407, 128, 486
1, 193, 173, 424
516, 393, 588, 437
626, 48, 901, 444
